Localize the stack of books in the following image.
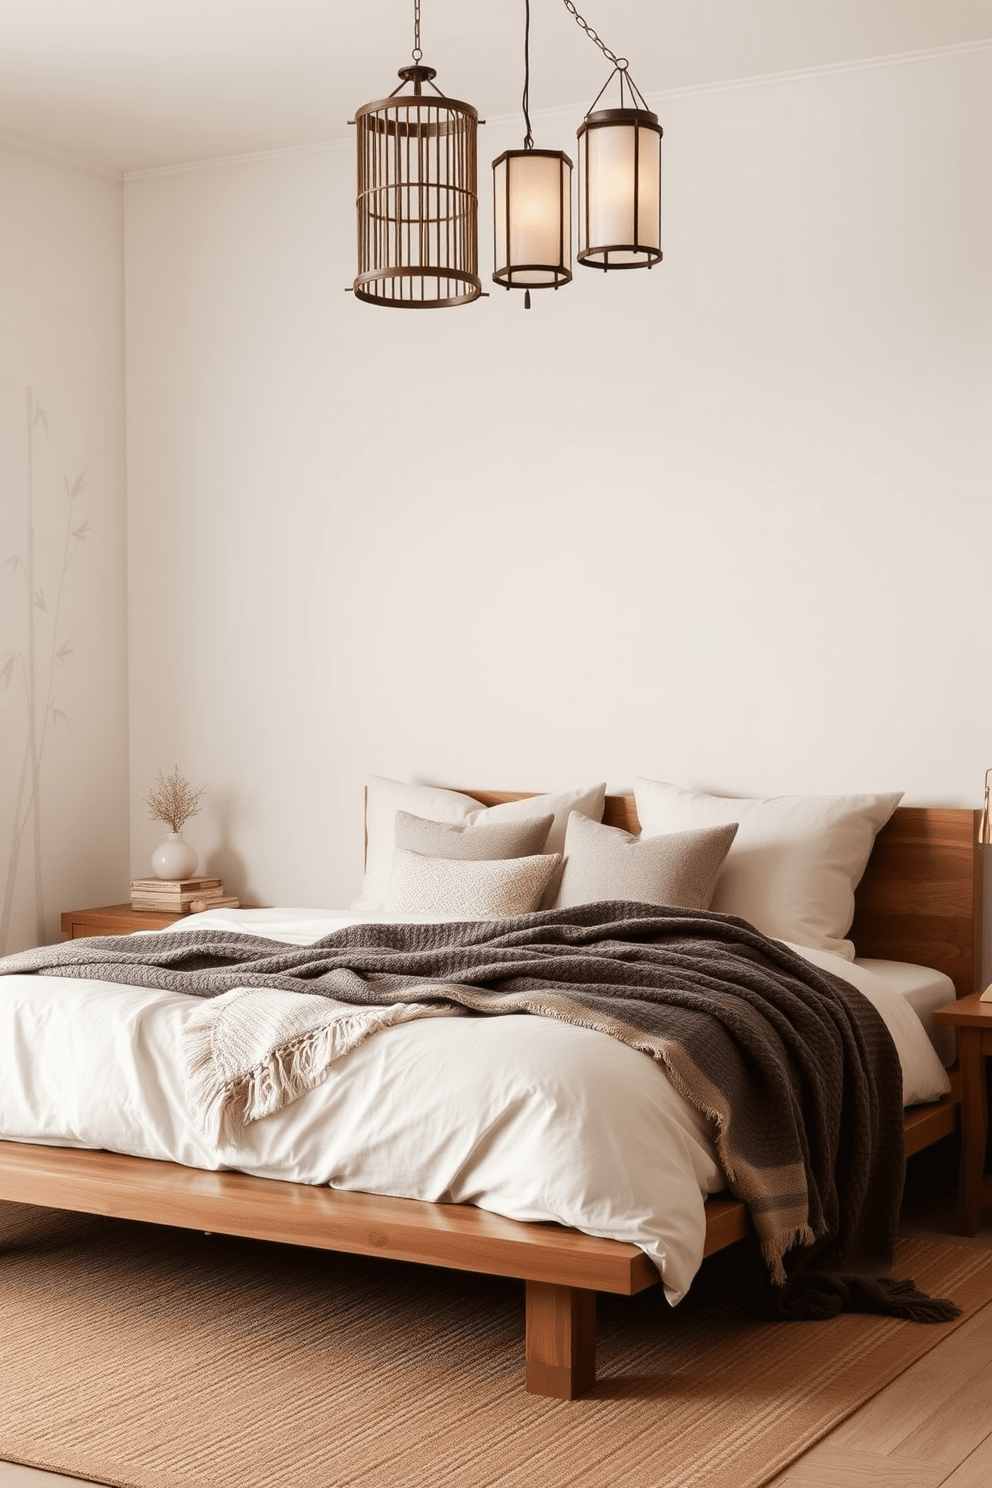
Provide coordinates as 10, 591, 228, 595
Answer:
130, 877, 240, 915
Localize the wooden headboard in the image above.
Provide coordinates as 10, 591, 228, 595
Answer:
850, 807, 981, 998
461, 793, 982, 999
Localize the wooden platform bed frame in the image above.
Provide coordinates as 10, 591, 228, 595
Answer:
0, 796, 981, 1399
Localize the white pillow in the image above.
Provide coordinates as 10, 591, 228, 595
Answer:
554, 812, 739, 911
354, 776, 607, 910
633, 779, 902, 960
382, 849, 562, 919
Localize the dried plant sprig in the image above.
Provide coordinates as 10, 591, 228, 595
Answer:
146, 767, 207, 834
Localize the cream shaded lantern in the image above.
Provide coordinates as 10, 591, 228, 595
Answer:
577, 102, 662, 270
492, 148, 573, 297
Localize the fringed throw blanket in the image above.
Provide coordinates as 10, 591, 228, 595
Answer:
184, 989, 458, 1148
2, 901, 958, 1322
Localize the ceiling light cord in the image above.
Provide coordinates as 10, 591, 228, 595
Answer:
522, 0, 534, 150
521, 0, 536, 308
412, 0, 422, 61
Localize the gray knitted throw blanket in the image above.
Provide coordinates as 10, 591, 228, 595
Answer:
3, 900, 958, 1323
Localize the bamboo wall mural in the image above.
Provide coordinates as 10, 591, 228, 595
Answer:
1, 388, 91, 953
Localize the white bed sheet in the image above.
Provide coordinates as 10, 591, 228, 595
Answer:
854, 958, 957, 1068
0, 907, 950, 1307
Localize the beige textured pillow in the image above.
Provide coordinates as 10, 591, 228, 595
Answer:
633, 778, 902, 959
382, 849, 562, 919
554, 812, 739, 911
394, 811, 554, 861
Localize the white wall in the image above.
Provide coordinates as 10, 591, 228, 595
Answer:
123, 45, 992, 911
0, 144, 127, 952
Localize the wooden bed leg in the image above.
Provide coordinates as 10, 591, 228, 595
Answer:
525, 1280, 596, 1399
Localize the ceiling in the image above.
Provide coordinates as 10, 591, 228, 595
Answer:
0, 0, 989, 176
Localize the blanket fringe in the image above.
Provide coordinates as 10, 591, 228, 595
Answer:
183, 1009, 396, 1148
770, 1270, 962, 1322
761, 1225, 818, 1287
868, 1276, 961, 1323
182, 1018, 226, 1145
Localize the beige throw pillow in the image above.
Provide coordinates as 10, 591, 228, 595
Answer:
382, 849, 562, 919
554, 812, 739, 911
394, 811, 554, 861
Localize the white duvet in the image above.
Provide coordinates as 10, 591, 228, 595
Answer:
0, 907, 950, 1305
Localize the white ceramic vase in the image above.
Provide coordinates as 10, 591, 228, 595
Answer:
151, 832, 197, 881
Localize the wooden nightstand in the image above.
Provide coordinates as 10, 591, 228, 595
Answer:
60, 903, 185, 939
932, 993, 992, 1235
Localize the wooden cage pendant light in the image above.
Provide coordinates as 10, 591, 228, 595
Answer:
352, 2, 481, 309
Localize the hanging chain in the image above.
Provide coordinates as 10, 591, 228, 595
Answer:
388, 0, 446, 97
561, 0, 628, 71
561, 0, 652, 112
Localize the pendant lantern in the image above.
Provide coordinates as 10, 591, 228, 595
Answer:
492, 148, 572, 295
352, 10, 481, 309
577, 103, 662, 270
492, 0, 572, 305
563, 4, 662, 271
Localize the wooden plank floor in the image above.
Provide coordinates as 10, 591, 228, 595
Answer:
2, 1142, 990, 1488
769, 1143, 992, 1488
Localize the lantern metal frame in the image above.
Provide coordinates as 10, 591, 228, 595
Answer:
492, 147, 573, 294
353, 58, 482, 309
562, 1, 663, 272
576, 103, 662, 271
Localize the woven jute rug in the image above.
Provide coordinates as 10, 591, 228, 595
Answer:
2, 1200, 991, 1488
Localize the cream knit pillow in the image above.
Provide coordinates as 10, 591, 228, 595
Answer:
382, 849, 562, 919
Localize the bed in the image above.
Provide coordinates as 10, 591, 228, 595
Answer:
0, 785, 980, 1399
